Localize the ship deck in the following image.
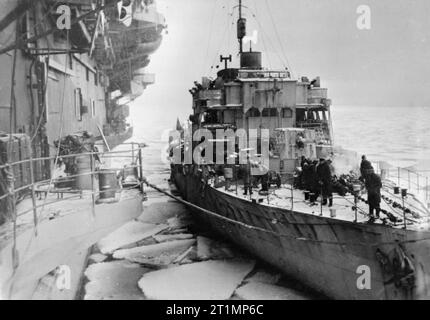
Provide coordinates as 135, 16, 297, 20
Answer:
212, 180, 430, 232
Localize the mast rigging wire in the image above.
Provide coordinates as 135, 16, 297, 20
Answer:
263, 0, 294, 77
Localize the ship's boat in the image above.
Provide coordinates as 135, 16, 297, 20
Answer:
170, 0, 430, 300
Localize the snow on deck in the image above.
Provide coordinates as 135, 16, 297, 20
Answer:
215, 182, 430, 231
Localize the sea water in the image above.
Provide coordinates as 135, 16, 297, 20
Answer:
131, 104, 430, 173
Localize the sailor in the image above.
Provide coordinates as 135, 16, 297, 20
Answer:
302, 160, 311, 191
360, 155, 374, 181
317, 158, 333, 207
309, 160, 320, 203
365, 169, 382, 219
242, 156, 253, 196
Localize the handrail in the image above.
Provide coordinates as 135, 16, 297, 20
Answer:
0, 141, 145, 220
377, 163, 429, 201
0, 146, 143, 170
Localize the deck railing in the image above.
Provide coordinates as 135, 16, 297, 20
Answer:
374, 162, 429, 202
0, 142, 146, 230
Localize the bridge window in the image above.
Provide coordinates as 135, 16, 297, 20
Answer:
262, 108, 278, 117
246, 107, 260, 117
281, 108, 293, 118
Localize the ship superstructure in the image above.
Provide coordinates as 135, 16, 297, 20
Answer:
0, 0, 166, 182
188, 0, 333, 176
170, 0, 430, 300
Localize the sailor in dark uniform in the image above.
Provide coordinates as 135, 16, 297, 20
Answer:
317, 158, 333, 207
309, 160, 320, 203
360, 155, 374, 181
242, 156, 253, 196
365, 170, 382, 219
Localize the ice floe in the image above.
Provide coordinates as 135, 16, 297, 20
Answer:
234, 282, 310, 300
153, 233, 194, 243
139, 202, 189, 224
84, 261, 149, 300
113, 239, 196, 266
138, 259, 255, 300
97, 221, 168, 254
88, 253, 108, 265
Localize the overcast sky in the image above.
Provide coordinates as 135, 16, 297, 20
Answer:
134, 0, 430, 123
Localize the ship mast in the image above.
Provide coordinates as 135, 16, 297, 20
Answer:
237, 0, 246, 54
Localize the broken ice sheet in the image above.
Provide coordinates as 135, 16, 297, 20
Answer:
167, 215, 193, 229
234, 282, 310, 300
153, 233, 194, 243
88, 253, 108, 265
113, 239, 196, 266
97, 221, 168, 254
139, 202, 189, 224
138, 259, 255, 300
84, 261, 150, 300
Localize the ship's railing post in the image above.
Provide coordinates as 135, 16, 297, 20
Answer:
138, 146, 143, 180
89, 153, 96, 219
398, 167, 401, 187
290, 182, 294, 212
8, 162, 19, 270
28, 143, 38, 236
407, 170, 411, 190
426, 177, 429, 201
417, 172, 420, 192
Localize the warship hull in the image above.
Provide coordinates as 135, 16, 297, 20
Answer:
172, 167, 430, 300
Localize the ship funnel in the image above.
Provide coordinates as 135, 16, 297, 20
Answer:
240, 51, 262, 69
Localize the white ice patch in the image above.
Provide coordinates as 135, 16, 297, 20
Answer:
113, 239, 196, 266
153, 233, 194, 243
84, 260, 149, 300
138, 259, 255, 300
139, 202, 189, 224
235, 282, 310, 300
97, 221, 168, 254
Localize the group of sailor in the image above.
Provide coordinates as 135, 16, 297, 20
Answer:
300, 157, 335, 207
192, 151, 382, 220
297, 154, 382, 219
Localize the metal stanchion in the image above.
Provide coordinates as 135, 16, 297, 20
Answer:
138, 147, 143, 179
28, 144, 38, 236
402, 188, 407, 229
90, 153, 96, 219
408, 170, 411, 190
426, 177, 429, 201
235, 165, 238, 195
352, 184, 361, 223
9, 165, 19, 270
291, 183, 294, 212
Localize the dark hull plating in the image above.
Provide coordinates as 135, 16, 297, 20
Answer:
172, 167, 430, 300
